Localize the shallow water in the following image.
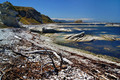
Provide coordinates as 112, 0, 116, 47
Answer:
56, 24, 120, 59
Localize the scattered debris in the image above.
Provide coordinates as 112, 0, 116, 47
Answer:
0, 28, 120, 79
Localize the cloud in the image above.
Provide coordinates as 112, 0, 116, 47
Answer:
51, 18, 93, 21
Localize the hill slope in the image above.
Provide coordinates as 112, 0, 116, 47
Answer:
41, 14, 54, 23
0, 1, 54, 27
15, 5, 54, 24
14, 6, 42, 25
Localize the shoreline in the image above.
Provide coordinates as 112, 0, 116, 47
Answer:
2, 24, 120, 64
45, 37, 120, 66
54, 41, 120, 62
24, 23, 120, 64
32, 31, 120, 65
0, 28, 120, 79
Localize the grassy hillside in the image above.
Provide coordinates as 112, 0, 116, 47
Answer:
19, 16, 40, 25
15, 6, 54, 24
41, 14, 54, 23
14, 6, 34, 11
0, 2, 54, 25
14, 6, 42, 25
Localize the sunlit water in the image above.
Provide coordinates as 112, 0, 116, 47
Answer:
56, 24, 120, 59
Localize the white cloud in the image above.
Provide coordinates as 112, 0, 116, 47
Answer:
51, 18, 93, 21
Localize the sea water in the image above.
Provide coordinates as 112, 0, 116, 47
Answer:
56, 23, 120, 59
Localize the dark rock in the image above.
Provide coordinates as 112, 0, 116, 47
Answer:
0, 2, 21, 28
42, 27, 59, 33
18, 10, 26, 17
0, 1, 54, 26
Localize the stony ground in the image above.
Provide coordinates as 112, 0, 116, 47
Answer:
0, 28, 120, 80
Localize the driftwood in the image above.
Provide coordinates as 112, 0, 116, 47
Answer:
0, 70, 4, 80
11, 49, 60, 75
12, 49, 29, 58
12, 35, 73, 76
45, 49, 59, 75
39, 55, 43, 74
59, 53, 63, 69
9, 35, 73, 73
11, 47, 69, 75
23, 50, 73, 64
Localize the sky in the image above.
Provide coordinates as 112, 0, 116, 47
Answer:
0, 0, 120, 22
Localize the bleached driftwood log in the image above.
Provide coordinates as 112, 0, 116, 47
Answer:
23, 50, 73, 64
14, 35, 73, 64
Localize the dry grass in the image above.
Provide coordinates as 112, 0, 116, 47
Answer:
19, 16, 41, 25
14, 6, 34, 11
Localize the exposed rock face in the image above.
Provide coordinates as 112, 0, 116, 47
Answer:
0, 1, 54, 26
15, 6, 43, 24
0, 2, 20, 27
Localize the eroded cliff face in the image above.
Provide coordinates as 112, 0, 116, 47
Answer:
15, 6, 43, 25
0, 1, 54, 27
0, 2, 20, 27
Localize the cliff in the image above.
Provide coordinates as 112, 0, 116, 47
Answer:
15, 6, 54, 24
15, 6, 43, 25
0, 2, 54, 27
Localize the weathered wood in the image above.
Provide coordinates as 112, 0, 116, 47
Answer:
12, 50, 29, 58
46, 49, 59, 75
16, 35, 73, 64
0, 70, 4, 80
59, 53, 63, 69
23, 50, 73, 64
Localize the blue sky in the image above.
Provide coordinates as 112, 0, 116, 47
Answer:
0, 0, 120, 22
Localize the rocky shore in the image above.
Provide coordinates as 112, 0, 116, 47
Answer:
0, 27, 120, 80
28, 24, 120, 43
0, 1, 120, 79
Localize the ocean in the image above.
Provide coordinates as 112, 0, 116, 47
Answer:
55, 23, 120, 59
